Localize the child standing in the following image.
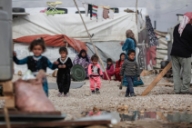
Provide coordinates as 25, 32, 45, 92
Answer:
103, 58, 114, 80
88, 54, 103, 94
56, 47, 73, 97
13, 38, 57, 96
120, 50, 140, 97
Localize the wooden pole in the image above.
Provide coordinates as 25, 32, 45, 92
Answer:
135, 0, 138, 24
4, 107, 11, 128
141, 62, 172, 96
73, 0, 110, 81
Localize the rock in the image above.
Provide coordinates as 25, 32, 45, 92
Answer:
85, 90, 91, 96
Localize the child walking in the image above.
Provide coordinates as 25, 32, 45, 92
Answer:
103, 58, 114, 80
88, 54, 103, 94
13, 38, 57, 96
120, 50, 140, 97
56, 47, 73, 97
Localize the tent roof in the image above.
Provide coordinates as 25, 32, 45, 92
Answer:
13, 8, 146, 42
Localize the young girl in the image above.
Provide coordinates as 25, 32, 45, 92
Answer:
13, 38, 57, 96
121, 30, 136, 55
73, 49, 91, 78
115, 53, 126, 82
56, 47, 73, 97
103, 58, 114, 80
88, 54, 103, 94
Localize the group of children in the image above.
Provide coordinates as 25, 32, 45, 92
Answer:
13, 37, 140, 98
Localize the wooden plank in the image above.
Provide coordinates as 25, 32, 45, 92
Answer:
0, 110, 61, 116
2, 81, 13, 94
5, 95, 15, 108
141, 62, 172, 96
3, 107, 11, 128
0, 120, 111, 128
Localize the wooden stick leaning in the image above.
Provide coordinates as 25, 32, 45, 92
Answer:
73, 0, 110, 81
141, 62, 172, 96
4, 107, 11, 128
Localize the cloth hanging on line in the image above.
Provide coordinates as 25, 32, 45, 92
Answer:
97, 7, 104, 21
88, 4, 93, 19
83, 3, 89, 17
92, 5, 98, 19
108, 10, 114, 19
103, 8, 109, 19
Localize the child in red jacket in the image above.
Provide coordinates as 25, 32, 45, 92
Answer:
103, 58, 114, 80
88, 54, 103, 94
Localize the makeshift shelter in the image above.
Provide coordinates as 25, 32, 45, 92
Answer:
13, 7, 149, 74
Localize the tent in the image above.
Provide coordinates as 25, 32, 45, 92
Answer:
13, 7, 149, 74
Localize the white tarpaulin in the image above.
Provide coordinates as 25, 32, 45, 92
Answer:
13, 13, 138, 42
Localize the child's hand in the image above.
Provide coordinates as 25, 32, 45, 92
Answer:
62, 65, 66, 68
58, 65, 62, 68
120, 41, 124, 46
13, 51, 16, 56
54, 61, 59, 65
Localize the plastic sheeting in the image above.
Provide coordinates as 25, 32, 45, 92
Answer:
13, 13, 138, 42
13, 34, 87, 52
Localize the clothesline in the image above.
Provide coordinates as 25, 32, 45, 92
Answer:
77, 0, 114, 11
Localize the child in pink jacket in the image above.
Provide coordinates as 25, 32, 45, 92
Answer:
103, 58, 114, 80
88, 54, 103, 94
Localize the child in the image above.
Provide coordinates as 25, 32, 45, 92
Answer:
103, 58, 114, 80
120, 50, 140, 97
88, 54, 103, 94
56, 47, 73, 97
13, 38, 57, 96
115, 53, 126, 81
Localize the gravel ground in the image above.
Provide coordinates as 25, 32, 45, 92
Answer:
47, 75, 192, 120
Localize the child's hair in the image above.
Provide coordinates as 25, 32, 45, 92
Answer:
128, 50, 136, 55
119, 53, 126, 65
126, 29, 137, 46
107, 58, 113, 63
78, 49, 89, 62
59, 46, 68, 54
91, 54, 99, 61
29, 37, 46, 52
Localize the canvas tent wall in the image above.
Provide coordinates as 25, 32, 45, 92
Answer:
13, 7, 148, 74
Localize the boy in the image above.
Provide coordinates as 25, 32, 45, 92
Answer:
120, 50, 140, 97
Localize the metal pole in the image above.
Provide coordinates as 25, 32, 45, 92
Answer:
73, 0, 110, 81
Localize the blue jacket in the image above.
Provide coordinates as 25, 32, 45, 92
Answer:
122, 38, 136, 55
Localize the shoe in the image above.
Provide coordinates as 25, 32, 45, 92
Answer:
92, 90, 95, 94
63, 94, 68, 97
130, 93, 136, 97
180, 91, 192, 95
174, 92, 181, 94
125, 94, 130, 97
57, 92, 62, 97
96, 89, 100, 94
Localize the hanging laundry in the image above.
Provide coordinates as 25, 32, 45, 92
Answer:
83, 3, 88, 16
108, 10, 114, 19
103, 8, 109, 19
88, 4, 93, 19
92, 5, 98, 19
97, 6, 104, 21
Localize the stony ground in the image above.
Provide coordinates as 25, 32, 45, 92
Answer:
46, 75, 192, 120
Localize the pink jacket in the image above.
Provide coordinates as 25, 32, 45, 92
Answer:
88, 63, 103, 76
